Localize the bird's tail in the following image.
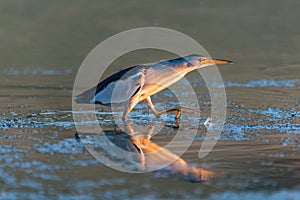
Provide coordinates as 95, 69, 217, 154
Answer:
74, 95, 90, 104
74, 87, 96, 104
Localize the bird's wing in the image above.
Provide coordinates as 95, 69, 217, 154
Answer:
154, 57, 193, 68
92, 67, 146, 104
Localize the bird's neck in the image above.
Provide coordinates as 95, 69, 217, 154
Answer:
173, 65, 197, 75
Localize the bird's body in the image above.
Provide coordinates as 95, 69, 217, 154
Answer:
75, 54, 233, 120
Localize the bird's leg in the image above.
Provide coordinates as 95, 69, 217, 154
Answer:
142, 97, 182, 119
143, 97, 201, 120
142, 97, 162, 118
122, 97, 140, 121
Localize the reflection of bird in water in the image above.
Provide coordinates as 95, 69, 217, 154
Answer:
80, 122, 216, 182
75, 54, 233, 121
126, 125, 216, 182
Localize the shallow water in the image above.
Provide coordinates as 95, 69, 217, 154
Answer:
1, 73, 299, 199
1, 0, 300, 199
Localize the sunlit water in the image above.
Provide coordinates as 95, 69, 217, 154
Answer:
1, 71, 299, 199
1, 0, 300, 199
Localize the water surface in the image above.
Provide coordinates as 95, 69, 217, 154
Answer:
1, 0, 300, 199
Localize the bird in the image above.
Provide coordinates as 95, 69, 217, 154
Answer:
75, 54, 233, 121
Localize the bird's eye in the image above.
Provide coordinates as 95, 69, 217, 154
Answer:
200, 58, 207, 62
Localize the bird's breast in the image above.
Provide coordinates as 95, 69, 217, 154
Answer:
140, 68, 187, 97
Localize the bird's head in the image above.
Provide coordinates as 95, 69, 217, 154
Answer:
184, 54, 234, 68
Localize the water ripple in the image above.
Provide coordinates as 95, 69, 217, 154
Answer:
1, 67, 74, 76
225, 79, 300, 88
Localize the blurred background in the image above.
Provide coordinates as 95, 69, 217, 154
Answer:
0, 0, 299, 199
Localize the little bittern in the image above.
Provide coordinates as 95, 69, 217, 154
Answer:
75, 54, 233, 120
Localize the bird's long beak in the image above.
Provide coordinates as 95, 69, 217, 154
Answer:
200, 58, 234, 66
211, 58, 234, 65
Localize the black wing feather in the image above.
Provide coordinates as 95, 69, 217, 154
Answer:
75, 65, 141, 104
